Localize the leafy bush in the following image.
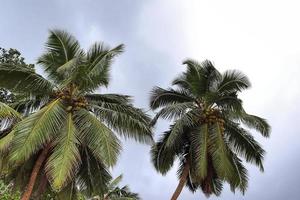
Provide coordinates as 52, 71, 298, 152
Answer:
0, 180, 21, 200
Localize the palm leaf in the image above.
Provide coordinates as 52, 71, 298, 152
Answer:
91, 103, 153, 144
55, 181, 79, 200
0, 130, 15, 153
0, 63, 54, 95
151, 130, 178, 175
225, 121, 265, 171
77, 147, 112, 197
46, 113, 81, 190
228, 152, 248, 194
182, 59, 220, 97
0, 102, 21, 120
215, 92, 243, 112
150, 87, 194, 110
190, 124, 208, 180
37, 29, 82, 83
109, 174, 123, 189
165, 111, 196, 147
9, 99, 66, 164
74, 109, 121, 167
151, 102, 195, 126
76, 43, 124, 92
9, 95, 49, 116
85, 93, 132, 105
239, 112, 270, 137
217, 70, 251, 94
209, 123, 234, 179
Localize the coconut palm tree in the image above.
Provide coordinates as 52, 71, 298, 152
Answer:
103, 174, 140, 200
150, 60, 270, 200
85, 174, 140, 200
0, 30, 153, 200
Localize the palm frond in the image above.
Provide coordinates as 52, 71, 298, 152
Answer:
228, 152, 248, 194
109, 174, 123, 189
209, 123, 234, 180
77, 147, 112, 197
172, 73, 194, 94
151, 102, 195, 126
91, 103, 153, 144
46, 113, 81, 190
199, 176, 224, 196
190, 124, 208, 180
9, 99, 66, 164
56, 57, 81, 75
0, 130, 15, 153
225, 121, 265, 171
107, 184, 140, 200
217, 70, 251, 94
151, 130, 178, 175
55, 181, 79, 200
165, 111, 197, 147
0, 102, 21, 120
38, 29, 82, 83
150, 87, 194, 110
74, 109, 121, 167
0, 63, 54, 95
9, 95, 49, 116
182, 59, 220, 97
85, 93, 132, 105
239, 112, 270, 137
47, 29, 81, 62
76, 43, 124, 92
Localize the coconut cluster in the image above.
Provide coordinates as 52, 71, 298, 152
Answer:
200, 108, 225, 133
54, 89, 88, 111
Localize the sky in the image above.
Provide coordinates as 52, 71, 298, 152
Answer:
1, 0, 300, 199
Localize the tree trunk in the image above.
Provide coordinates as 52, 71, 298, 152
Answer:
170, 163, 190, 200
21, 144, 51, 200
33, 173, 48, 200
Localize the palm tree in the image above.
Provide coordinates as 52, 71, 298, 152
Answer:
103, 174, 140, 200
85, 174, 140, 200
0, 30, 153, 200
150, 60, 270, 200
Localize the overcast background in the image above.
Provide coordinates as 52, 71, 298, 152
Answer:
1, 0, 300, 199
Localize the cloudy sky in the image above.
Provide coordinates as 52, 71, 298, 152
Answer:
1, 0, 300, 199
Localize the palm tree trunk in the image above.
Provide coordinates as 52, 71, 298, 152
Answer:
33, 173, 48, 200
21, 144, 51, 200
170, 163, 190, 200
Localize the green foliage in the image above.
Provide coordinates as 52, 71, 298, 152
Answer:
150, 59, 270, 196
46, 113, 80, 190
0, 180, 21, 200
9, 99, 66, 163
0, 102, 21, 120
0, 48, 33, 68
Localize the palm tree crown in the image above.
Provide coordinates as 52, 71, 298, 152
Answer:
150, 60, 270, 199
86, 174, 140, 200
0, 30, 152, 199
